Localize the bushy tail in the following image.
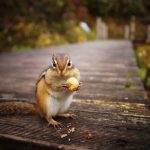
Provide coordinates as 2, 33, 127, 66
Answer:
0, 99, 37, 115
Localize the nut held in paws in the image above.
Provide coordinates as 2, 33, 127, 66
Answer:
66, 77, 79, 91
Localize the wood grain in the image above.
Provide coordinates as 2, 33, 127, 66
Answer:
0, 40, 149, 150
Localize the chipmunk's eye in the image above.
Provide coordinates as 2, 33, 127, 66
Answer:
52, 60, 57, 68
67, 60, 72, 68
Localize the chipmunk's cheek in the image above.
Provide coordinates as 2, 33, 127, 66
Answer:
64, 71, 69, 77
50, 70, 59, 78
56, 68, 61, 76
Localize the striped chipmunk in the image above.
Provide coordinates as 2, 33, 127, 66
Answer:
0, 53, 81, 128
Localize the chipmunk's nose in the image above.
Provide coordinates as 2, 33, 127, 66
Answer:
57, 68, 65, 77
58, 64, 66, 76
60, 70, 66, 77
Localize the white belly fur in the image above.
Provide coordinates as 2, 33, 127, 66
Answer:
46, 91, 75, 117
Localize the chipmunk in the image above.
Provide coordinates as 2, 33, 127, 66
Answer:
0, 53, 80, 128
35, 53, 80, 127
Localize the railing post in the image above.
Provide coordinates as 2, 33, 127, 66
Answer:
96, 17, 102, 39
124, 25, 130, 39
96, 17, 108, 39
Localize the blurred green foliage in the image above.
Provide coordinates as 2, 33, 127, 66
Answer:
0, 0, 95, 52
136, 42, 150, 89
0, 0, 150, 52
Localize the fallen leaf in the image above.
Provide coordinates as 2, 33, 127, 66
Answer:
68, 127, 76, 133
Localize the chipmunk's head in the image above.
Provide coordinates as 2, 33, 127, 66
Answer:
50, 53, 75, 78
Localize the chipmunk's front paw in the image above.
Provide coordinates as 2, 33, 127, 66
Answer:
48, 118, 63, 128
75, 82, 82, 91
62, 83, 69, 90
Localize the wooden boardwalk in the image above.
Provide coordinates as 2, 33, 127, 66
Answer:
0, 40, 150, 150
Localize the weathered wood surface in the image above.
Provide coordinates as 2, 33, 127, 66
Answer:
0, 40, 150, 150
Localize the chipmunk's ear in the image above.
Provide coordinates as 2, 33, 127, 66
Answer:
51, 54, 57, 69
65, 53, 70, 60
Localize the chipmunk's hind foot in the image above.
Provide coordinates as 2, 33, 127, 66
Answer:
48, 118, 63, 128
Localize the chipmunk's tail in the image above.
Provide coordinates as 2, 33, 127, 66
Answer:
0, 99, 37, 115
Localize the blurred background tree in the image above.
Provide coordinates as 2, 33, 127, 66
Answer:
1, 0, 150, 52
0, 0, 95, 52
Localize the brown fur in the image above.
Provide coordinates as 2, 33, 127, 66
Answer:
53, 53, 69, 75
0, 100, 37, 115
35, 54, 80, 125
35, 77, 49, 118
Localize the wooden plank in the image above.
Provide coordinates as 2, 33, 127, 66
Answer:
0, 100, 150, 150
0, 40, 149, 150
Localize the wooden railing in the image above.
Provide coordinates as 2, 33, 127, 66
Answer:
96, 16, 150, 41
